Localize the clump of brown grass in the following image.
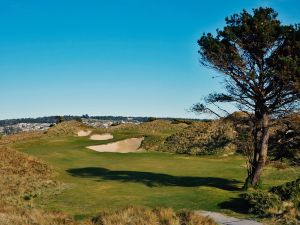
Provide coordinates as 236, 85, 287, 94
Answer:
177, 210, 217, 225
153, 207, 180, 225
0, 201, 80, 225
93, 206, 158, 225
92, 206, 217, 225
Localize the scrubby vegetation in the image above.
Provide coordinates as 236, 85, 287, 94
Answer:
106, 118, 238, 155
163, 120, 236, 155
270, 178, 300, 204
243, 190, 282, 216
92, 206, 217, 225
243, 178, 300, 224
112, 115, 299, 166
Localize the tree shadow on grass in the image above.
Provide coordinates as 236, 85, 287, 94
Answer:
218, 196, 250, 214
66, 167, 241, 191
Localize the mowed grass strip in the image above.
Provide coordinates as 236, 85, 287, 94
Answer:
12, 134, 300, 220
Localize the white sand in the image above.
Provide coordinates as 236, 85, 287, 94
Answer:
87, 137, 144, 153
89, 133, 113, 140
77, 130, 92, 137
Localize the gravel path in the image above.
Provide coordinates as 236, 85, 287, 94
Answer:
196, 211, 263, 225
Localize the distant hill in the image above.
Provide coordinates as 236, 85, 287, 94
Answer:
0, 115, 202, 126
0, 115, 144, 126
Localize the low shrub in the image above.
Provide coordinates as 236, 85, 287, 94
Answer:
270, 178, 300, 204
243, 178, 300, 224
242, 190, 282, 216
92, 206, 217, 225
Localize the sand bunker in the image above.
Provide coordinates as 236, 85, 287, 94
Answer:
77, 130, 92, 137
87, 137, 144, 153
90, 133, 113, 140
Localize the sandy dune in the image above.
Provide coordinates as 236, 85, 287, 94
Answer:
87, 137, 144, 153
90, 133, 113, 140
77, 130, 92, 137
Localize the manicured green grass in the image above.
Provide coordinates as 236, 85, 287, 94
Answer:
12, 134, 300, 220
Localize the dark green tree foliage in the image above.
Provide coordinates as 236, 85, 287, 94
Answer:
270, 178, 300, 203
269, 114, 300, 164
55, 116, 65, 124
193, 8, 300, 187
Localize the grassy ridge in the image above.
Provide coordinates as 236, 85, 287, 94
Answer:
105, 120, 189, 151
0, 145, 78, 225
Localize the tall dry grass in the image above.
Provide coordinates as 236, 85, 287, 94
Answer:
92, 206, 217, 225
0, 202, 79, 225
0, 145, 80, 225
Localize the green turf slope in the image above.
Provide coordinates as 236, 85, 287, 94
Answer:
12, 134, 300, 220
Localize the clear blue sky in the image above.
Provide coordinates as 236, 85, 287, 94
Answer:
1, 0, 299, 119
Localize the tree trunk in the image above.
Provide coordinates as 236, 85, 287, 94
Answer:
251, 113, 270, 186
